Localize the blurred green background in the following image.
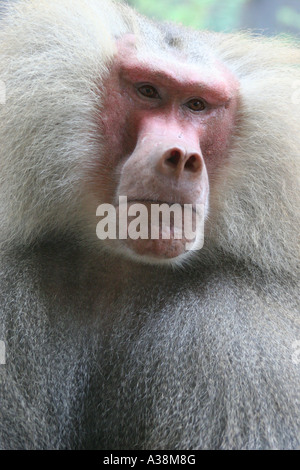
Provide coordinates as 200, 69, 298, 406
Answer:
127, 0, 300, 35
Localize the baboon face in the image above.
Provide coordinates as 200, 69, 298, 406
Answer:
94, 36, 239, 263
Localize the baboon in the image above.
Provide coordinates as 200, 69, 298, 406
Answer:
0, 0, 299, 450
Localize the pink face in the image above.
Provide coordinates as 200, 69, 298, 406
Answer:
95, 38, 239, 263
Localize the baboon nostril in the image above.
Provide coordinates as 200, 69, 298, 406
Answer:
166, 150, 181, 167
184, 154, 202, 172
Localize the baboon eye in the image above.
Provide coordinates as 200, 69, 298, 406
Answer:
186, 98, 206, 112
138, 85, 160, 99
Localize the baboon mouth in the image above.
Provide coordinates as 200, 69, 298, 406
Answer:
110, 198, 204, 260
121, 199, 198, 213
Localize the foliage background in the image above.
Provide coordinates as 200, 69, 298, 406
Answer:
127, 0, 300, 36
